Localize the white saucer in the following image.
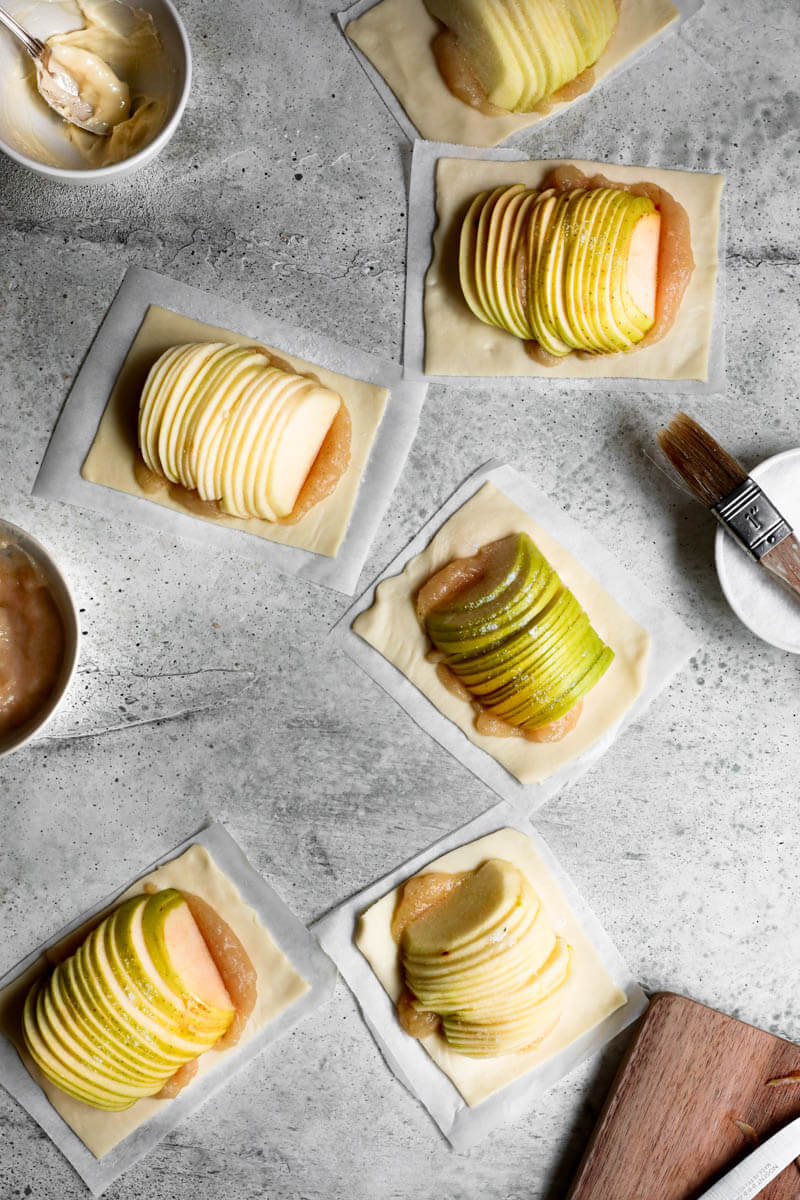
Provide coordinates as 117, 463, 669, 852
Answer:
715, 448, 800, 654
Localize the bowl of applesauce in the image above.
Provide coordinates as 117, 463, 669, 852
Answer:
0, 520, 79, 757
0, 0, 191, 183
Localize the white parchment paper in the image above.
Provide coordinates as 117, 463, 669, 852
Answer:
334, 461, 699, 813
337, 0, 703, 148
313, 800, 648, 1150
0, 822, 337, 1196
403, 139, 726, 390
32, 267, 427, 596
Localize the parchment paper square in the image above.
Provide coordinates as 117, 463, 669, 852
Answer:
33, 267, 427, 595
313, 801, 648, 1149
339, 0, 701, 148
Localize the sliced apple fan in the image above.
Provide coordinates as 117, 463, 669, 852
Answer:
139, 343, 342, 521
425, 0, 618, 113
424, 532, 614, 731
23, 890, 233, 1111
401, 859, 571, 1057
459, 184, 660, 355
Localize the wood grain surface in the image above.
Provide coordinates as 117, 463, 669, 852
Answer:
567, 993, 800, 1200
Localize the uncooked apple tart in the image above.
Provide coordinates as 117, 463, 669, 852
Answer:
22, 888, 255, 1110
392, 858, 571, 1057
426, 0, 619, 114
458, 169, 694, 362
137, 342, 351, 523
416, 531, 613, 743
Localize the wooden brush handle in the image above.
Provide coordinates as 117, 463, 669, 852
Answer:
762, 535, 800, 601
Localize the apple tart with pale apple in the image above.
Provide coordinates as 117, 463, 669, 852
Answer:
427, 0, 619, 115
393, 858, 571, 1057
137, 342, 350, 524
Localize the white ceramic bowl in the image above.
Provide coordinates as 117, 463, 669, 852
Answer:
0, 0, 191, 184
715, 448, 800, 654
0, 520, 80, 757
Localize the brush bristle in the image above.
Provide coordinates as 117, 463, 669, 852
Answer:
657, 413, 747, 508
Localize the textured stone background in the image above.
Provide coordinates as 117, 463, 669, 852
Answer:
1, 0, 799, 1196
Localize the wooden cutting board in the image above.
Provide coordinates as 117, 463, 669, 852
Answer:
567, 993, 800, 1200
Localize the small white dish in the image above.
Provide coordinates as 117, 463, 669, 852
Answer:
0, 519, 79, 756
0, 0, 191, 184
715, 448, 800, 654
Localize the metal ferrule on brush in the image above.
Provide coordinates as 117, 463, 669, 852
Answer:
712, 478, 793, 561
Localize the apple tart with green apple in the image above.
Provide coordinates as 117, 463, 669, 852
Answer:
137, 342, 351, 524
427, 0, 620, 115
21, 888, 255, 1111
457, 164, 694, 365
416, 530, 613, 745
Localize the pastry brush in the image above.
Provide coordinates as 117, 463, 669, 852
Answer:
657, 412, 800, 601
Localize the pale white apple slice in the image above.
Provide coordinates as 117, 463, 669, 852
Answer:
233, 374, 311, 520
173, 345, 260, 491
193, 358, 267, 502
265, 386, 341, 518
184, 347, 269, 493
139, 345, 202, 475
159, 344, 233, 487
218, 370, 304, 519
138, 345, 187, 472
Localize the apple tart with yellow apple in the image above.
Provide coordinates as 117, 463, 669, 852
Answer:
457, 165, 694, 365
427, 0, 620, 115
137, 342, 349, 524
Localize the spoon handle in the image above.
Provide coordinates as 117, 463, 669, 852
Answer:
0, 7, 45, 59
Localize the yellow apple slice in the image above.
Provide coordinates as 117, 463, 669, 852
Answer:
625, 209, 661, 325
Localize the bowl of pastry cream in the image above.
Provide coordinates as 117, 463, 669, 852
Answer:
0, 0, 191, 182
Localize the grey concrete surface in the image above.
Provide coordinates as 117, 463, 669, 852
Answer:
1, 0, 799, 1196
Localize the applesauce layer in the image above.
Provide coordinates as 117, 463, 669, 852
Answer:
423, 157, 723, 379
346, 0, 677, 148
356, 827, 626, 1106
0, 542, 65, 737
0, 845, 309, 1159
353, 482, 650, 786
82, 305, 388, 559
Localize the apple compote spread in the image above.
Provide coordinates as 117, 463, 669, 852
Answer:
416, 532, 609, 744
0, 541, 64, 738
